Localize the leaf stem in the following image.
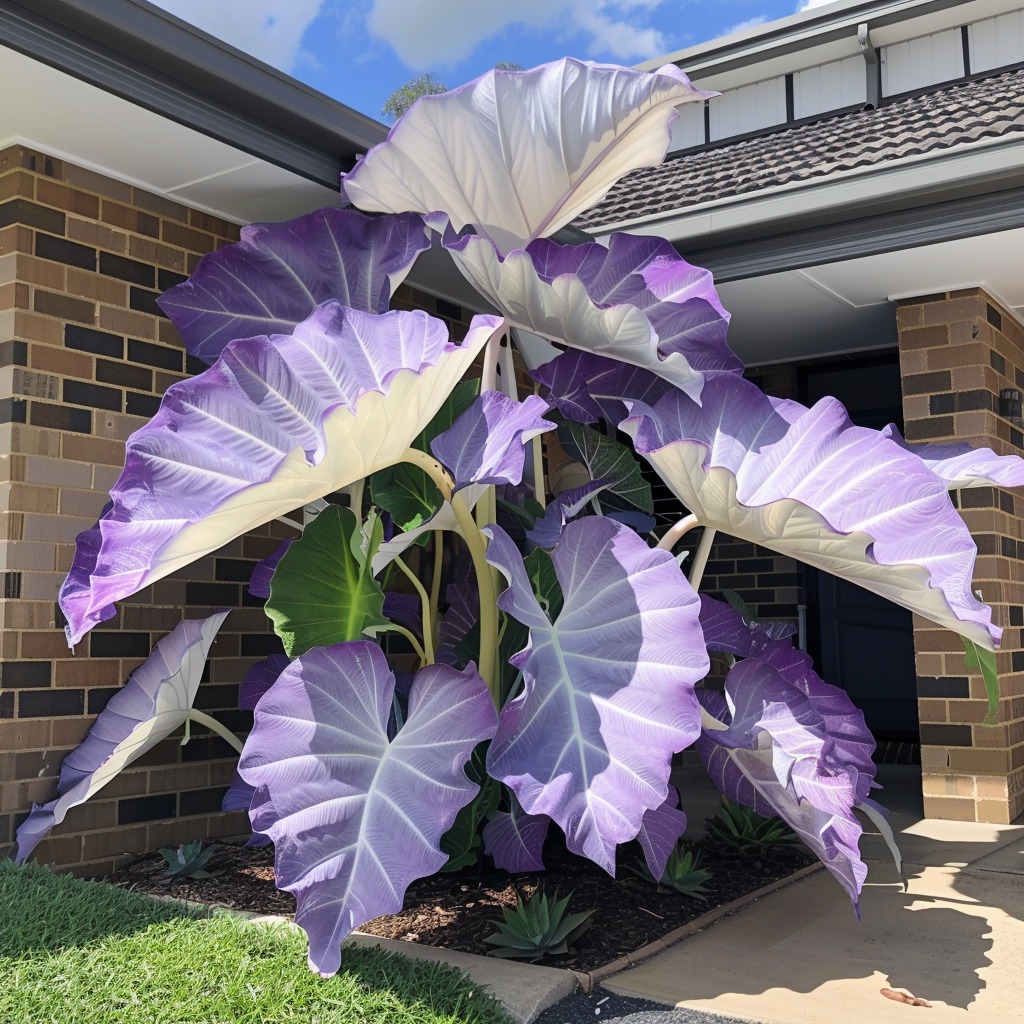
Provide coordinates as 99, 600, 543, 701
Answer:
656, 514, 700, 551
186, 710, 245, 755
393, 555, 435, 664
396, 448, 500, 701
689, 526, 717, 592
430, 531, 444, 647
377, 623, 428, 665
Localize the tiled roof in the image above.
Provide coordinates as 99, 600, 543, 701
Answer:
578, 66, 1024, 231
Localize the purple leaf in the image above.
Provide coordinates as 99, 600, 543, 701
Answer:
525, 479, 613, 549
622, 372, 1002, 648
531, 349, 672, 426
444, 233, 734, 402
697, 656, 873, 909
15, 611, 229, 863
383, 591, 423, 635
881, 423, 1024, 490
239, 653, 290, 711
436, 571, 478, 668
430, 391, 555, 489
237, 641, 498, 976
483, 801, 550, 873
248, 539, 292, 599
483, 518, 707, 873
636, 786, 688, 881
158, 209, 430, 363
221, 773, 273, 846
343, 59, 711, 255
59, 303, 501, 647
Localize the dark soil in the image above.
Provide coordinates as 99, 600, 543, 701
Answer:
107, 832, 814, 973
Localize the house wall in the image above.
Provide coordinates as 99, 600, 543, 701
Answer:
0, 144, 298, 875
896, 287, 1024, 824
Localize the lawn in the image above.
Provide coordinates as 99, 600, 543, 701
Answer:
1, 860, 513, 1024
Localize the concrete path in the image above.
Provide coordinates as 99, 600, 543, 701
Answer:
602, 766, 1024, 1023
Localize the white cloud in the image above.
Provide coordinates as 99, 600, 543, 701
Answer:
796, 0, 839, 11
365, 0, 666, 70
150, 1, 326, 72
722, 15, 769, 36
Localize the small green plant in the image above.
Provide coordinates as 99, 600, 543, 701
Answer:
483, 886, 595, 961
159, 840, 215, 879
705, 799, 801, 858
626, 846, 712, 899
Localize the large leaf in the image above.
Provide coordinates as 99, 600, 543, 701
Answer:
60, 304, 501, 647
483, 518, 707, 873
238, 641, 497, 976
430, 391, 555, 489
369, 378, 480, 530
881, 423, 1024, 490
238, 653, 291, 711
158, 208, 430, 363
14, 611, 229, 863
445, 233, 731, 401
559, 421, 653, 513
342, 59, 711, 255
636, 786, 689, 881
439, 746, 501, 872
697, 656, 875, 911
483, 799, 551, 873
248, 538, 292, 599
621, 372, 1002, 648
266, 506, 388, 657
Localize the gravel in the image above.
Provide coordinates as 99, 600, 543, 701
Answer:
534, 988, 756, 1024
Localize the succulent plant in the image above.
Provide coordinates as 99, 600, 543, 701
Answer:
483, 886, 595, 961
159, 840, 215, 880
705, 799, 801, 858
626, 846, 712, 899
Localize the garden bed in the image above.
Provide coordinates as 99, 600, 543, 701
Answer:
107, 834, 816, 973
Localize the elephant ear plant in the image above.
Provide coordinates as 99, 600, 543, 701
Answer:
18, 58, 1024, 977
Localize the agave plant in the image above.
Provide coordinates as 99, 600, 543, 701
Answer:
483, 887, 595, 960
626, 845, 712, 899
160, 840, 216, 880
16, 58, 1024, 978
704, 800, 801, 860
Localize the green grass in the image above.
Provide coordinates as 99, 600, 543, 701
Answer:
1, 860, 513, 1024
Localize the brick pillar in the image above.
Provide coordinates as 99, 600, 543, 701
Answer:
897, 288, 1024, 824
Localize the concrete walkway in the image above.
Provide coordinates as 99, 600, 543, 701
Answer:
603, 765, 1024, 1023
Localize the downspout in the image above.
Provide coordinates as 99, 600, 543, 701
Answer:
859, 22, 881, 109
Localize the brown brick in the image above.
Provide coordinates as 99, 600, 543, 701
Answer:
0, 171, 34, 202
35, 179, 101, 219
20, 630, 77, 659
0, 224, 32, 256
66, 218, 128, 254
65, 267, 128, 305
29, 344, 92, 378
128, 236, 187, 272
98, 305, 155, 339
16, 253, 66, 289
0, 281, 30, 310
948, 747, 1011, 774
14, 311, 62, 344
920, 794, 976, 821
33, 289, 94, 324
902, 324, 949, 350
61, 433, 125, 466
0, 718, 50, 749
188, 210, 237, 237
975, 799, 1012, 824
100, 200, 158, 238
162, 221, 216, 253
82, 826, 147, 861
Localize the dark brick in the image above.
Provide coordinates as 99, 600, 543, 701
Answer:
956, 389, 995, 412
919, 724, 973, 747
19, 688, 84, 717
35, 232, 96, 271
33, 290, 94, 323
960, 487, 995, 509
435, 298, 462, 321
130, 287, 165, 318
975, 534, 998, 555
0, 691, 12, 719
908, 292, 947, 304
96, 358, 151, 390
99, 251, 155, 286
929, 392, 956, 415
988, 304, 1003, 331
179, 786, 230, 816
0, 398, 26, 424
736, 558, 774, 573
193, 684, 238, 711
1016, 367, 1024, 390
63, 379, 122, 412
903, 371, 952, 396
904, 416, 954, 441
990, 350, 1006, 375
29, 402, 91, 433
241, 633, 285, 657
125, 392, 161, 418
3, 572, 21, 598
917, 676, 970, 698
0, 661, 51, 688
89, 631, 152, 658
0, 340, 28, 367
180, 734, 240, 762
128, 339, 182, 371
157, 269, 189, 291
215, 558, 257, 583
185, 582, 239, 606
241, 588, 266, 607
185, 353, 208, 376
1001, 491, 1016, 515
118, 794, 177, 825
1011, 606, 1024, 627
1002, 537, 1019, 559
87, 688, 118, 714
1013, 428, 1024, 449
65, 324, 123, 358
1013, 651, 1024, 673
753, 604, 797, 618
0, 198, 65, 233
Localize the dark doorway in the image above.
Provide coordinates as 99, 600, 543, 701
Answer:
799, 354, 919, 741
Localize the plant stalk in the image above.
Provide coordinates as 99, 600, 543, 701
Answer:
656, 514, 699, 551
186, 710, 245, 755
392, 554, 435, 664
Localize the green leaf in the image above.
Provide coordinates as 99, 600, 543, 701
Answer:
523, 548, 564, 620
962, 636, 1001, 726
370, 379, 480, 532
267, 505, 389, 657
439, 746, 500, 872
558, 422, 653, 513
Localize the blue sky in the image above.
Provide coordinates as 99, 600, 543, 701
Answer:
148, 0, 836, 120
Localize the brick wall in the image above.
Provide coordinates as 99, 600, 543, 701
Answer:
0, 145, 298, 874
897, 287, 1024, 824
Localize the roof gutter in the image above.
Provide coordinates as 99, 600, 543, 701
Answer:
0, 0, 387, 189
